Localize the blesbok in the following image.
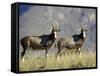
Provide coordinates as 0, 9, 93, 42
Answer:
20, 22, 60, 62
56, 25, 87, 59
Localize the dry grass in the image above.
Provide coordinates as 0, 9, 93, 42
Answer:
19, 50, 96, 72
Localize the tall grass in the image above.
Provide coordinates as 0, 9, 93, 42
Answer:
19, 50, 96, 71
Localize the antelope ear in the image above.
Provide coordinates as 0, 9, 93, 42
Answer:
49, 29, 52, 32
78, 29, 81, 31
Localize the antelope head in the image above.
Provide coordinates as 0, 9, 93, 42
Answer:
80, 25, 87, 38
50, 21, 60, 38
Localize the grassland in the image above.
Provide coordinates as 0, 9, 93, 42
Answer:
19, 50, 96, 72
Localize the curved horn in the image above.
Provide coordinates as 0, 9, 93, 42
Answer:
56, 24, 59, 27
51, 20, 54, 28
84, 25, 87, 29
84, 25, 88, 31
55, 21, 60, 28
80, 25, 83, 30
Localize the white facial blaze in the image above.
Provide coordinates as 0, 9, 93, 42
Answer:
54, 32, 57, 38
83, 31, 86, 38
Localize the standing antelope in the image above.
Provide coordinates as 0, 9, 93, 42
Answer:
20, 22, 60, 62
56, 25, 87, 59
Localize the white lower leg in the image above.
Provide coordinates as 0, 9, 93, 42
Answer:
79, 51, 81, 56
47, 54, 48, 57
22, 57, 24, 62
57, 56, 60, 62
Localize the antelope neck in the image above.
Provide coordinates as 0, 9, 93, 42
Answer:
79, 32, 85, 40
49, 32, 56, 40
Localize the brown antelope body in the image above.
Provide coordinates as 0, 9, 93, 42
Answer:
20, 23, 60, 61
56, 25, 87, 59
